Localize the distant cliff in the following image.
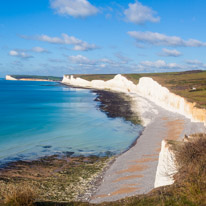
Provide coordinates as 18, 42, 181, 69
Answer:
6, 75, 17, 80
6, 75, 62, 82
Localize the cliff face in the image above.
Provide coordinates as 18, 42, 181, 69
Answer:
154, 140, 177, 188
62, 74, 137, 93
6, 75, 17, 80
137, 77, 206, 125
62, 74, 206, 126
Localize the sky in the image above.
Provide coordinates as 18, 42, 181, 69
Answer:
1, 0, 206, 77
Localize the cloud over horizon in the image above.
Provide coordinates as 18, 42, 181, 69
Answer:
124, 0, 160, 24
50, 0, 99, 18
159, 48, 182, 57
21, 33, 98, 51
69, 54, 96, 65
67, 54, 134, 72
9, 50, 33, 59
128, 31, 206, 47
32, 47, 49, 53
136, 59, 206, 72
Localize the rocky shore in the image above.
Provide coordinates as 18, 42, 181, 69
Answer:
0, 153, 113, 203
93, 90, 141, 125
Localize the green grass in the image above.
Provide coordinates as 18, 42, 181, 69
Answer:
147, 71, 206, 108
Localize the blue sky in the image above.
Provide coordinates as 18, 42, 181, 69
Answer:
1, 0, 206, 77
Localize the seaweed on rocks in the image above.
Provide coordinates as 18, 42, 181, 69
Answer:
93, 90, 141, 125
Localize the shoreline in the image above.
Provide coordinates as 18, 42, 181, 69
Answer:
0, 87, 140, 165
0, 85, 142, 203
0, 84, 140, 167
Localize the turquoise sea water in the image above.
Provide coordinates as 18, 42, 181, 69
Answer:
0, 79, 142, 164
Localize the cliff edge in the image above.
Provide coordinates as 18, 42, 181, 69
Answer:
62, 74, 206, 126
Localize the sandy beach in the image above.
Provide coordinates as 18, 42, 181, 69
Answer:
90, 92, 206, 203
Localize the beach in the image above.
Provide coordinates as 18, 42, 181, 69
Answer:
62, 74, 206, 203
90, 92, 206, 203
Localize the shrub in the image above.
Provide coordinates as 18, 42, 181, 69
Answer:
4, 184, 36, 206
174, 134, 206, 205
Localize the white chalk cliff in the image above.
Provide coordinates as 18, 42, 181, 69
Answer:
154, 140, 177, 188
6, 75, 17, 80
62, 74, 206, 188
62, 74, 206, 125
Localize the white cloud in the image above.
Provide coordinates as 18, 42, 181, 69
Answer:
73, 43, 97, 51
9, 50, 18, 56
32, 47, 49, 53
159, 48, 182, 57
50, 0, 99, 18
138, 60, 186, 71
68, 55, 132, 71
22, 33, 98, 51
185, 59, 206, 69
128, 31, 206, 47
124, 0, 160, 24
69, 55, 96, 65
9, 50, 33, 59
136, 59, 206, 72
185, 59, 202, 65
140, 60, 168, 68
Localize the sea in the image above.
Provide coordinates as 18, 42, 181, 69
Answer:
0, 79, 143, 165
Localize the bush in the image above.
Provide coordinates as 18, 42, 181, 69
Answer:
4, 184, 36, 206
174, 134, 206, 205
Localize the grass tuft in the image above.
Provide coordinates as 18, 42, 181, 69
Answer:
173, 134, 206, 205
4, 184, 36, 206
